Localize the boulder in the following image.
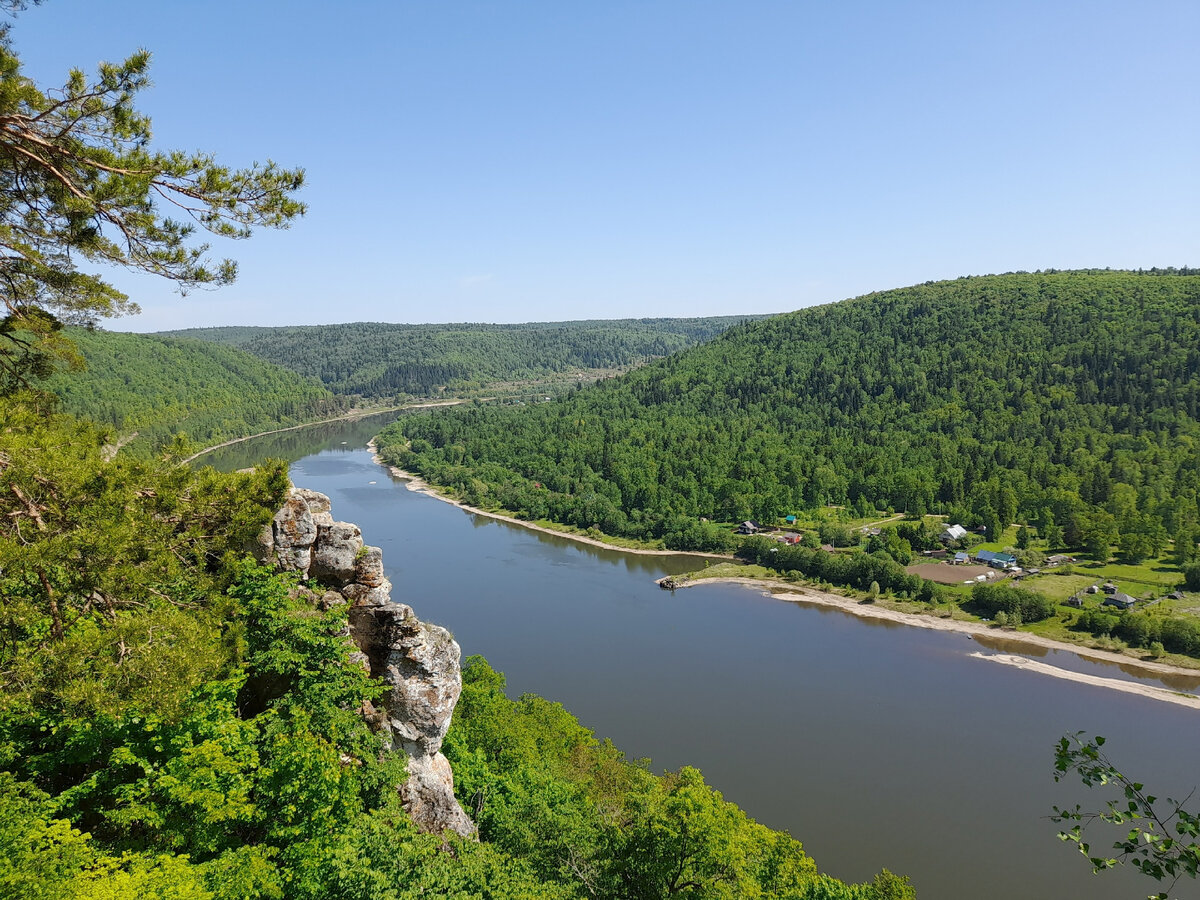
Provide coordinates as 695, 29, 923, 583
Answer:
272, 492, 317, 574
354, 546, 386, 587
296, 488, 334, 528
401, 751, 477, 838
311, 521, 363, 584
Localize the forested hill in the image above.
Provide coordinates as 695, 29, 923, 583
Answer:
158, 316, 767, 398
376, 271, 1200, 554
45, 329, 348, 454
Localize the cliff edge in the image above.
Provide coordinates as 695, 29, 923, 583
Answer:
255, 486, 476, 838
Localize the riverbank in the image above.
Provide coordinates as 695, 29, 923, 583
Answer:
367, 442, 1200, 705
185, 401, 469, 463
665, 575, 1200, 709
368, 441, 730, 559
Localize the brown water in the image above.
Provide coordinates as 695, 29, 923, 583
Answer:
199, 423, 1200, 900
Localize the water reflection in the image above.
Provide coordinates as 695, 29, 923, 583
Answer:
196, 411, 402, 472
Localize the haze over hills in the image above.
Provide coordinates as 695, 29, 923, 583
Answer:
157, 316, 770, 399
376, 270, 1200, 559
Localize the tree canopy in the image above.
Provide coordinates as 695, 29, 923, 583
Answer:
0, 8, 304, 386
160, 316, 768, 400
375, 271, 1200, 562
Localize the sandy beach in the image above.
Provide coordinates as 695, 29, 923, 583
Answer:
667, 575, 1200, 710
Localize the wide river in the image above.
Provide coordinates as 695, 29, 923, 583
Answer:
204, 414, 1200, 900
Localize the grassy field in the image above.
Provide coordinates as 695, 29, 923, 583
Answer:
1020, 554, 1182, 599
679, 562, 777, 581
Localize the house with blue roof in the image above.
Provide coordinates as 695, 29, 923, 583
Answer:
974, 549, 1017, 568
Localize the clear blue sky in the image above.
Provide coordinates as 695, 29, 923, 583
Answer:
15, 0, 1200, 330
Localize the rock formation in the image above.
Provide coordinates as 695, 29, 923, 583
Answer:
256, 487, 476, 838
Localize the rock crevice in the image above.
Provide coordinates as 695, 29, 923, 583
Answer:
256, 487, 475, 838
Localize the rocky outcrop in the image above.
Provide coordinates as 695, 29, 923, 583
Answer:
257, 488, 475, 839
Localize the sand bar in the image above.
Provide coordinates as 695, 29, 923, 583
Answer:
669, 575, 1200, 709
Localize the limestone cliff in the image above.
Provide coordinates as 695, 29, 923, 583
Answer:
256, 487, 476, 838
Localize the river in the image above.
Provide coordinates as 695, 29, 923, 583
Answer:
200, 415, 1200, 900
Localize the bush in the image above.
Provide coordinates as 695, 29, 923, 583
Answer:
1184, 563, 1200, 592
970, 584, 1055, 622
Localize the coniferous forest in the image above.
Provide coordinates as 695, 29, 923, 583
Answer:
0, 398, 912, 900
376, 271, 1200, 564
160, 317, 767, 398
46, 329, 348, 454
3, 0, 1198, 890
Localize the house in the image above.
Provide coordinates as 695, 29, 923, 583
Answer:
974, 549, 1016, 568
1085, 584, 1099, 594
953, 551, 969, 565
1102, 583, 1117, 595
736, 521, 762, 535
925, 548, 948, 559
941, 524, 968, 542
820, 543, 836, 552
1066, 595, 1083, 608
785, 515, 797, 524
1103, 592, 1137, 611
1046, 554, 1074, 566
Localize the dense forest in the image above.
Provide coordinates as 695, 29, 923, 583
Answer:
375, 271, 1200, 563
0, 396, 911, 899
160, 317, 766, 398
45, 329, 348, 454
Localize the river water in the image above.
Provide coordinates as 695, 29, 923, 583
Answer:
201, 416, 1200, 900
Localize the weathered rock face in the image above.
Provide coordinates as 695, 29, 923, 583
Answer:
259, 488, 475, 839
311, 521, 364, 584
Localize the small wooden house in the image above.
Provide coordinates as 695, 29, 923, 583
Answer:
1103, 592, 1137, 611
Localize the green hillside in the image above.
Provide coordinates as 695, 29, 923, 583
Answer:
0, 396, 911, 900
376, 270, 1200, 562
159, 317, 767, 398
45, 329, 348, 454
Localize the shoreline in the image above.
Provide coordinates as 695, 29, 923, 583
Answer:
184, 400, 468, 463
666, 575, 1200, 709
368, 440, 729, 559
364, 442, 1200, 707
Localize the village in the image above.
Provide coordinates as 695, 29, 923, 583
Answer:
731, 515, 1189, 617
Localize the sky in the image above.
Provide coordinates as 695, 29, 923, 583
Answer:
13, 0, 1200, 330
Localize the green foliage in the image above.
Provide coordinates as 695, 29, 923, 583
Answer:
0, 396, 289, 723
377, 272, 1200, 568
0, 392, 909, 896
45, 329, 346, 454
0, 16, 303, 386
1073, 607, 1200, 656
160, 317, 765, 399
1052, 733, 1199, 899
445, 656, 903, 899
0, 773, 214, 899
970, 584, 1055, 623
1184, 563, 1200, 591
736, 536, 929, 599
